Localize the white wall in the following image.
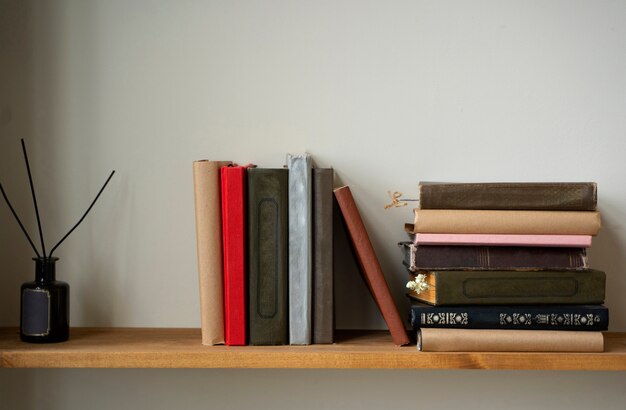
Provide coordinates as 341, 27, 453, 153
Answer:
1, 1, 626, 409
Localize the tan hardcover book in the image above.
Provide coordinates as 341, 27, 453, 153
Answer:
193, 159, 232, 345
334, 186, 410, 346
417, 328, 604, 352
406, 209, 601, 235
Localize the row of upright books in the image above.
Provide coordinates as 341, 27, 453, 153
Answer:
192, 154, 335, 346
192, 154, 412, 347
401, 182, 607, 352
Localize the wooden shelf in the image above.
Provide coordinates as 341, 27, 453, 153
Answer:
2, 328, 626, 370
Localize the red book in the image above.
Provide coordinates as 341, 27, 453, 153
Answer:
334, 186, 410, 346
221, 164, 251, 346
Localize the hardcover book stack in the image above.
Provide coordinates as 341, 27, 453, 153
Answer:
402, 182, 607, 352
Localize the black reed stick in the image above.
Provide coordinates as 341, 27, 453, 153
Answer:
21, 139, 47, 257
48, 170, 115, 258
0, 183, 42, 258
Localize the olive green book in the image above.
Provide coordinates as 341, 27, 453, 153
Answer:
407, 269, 605, 306
248, 168, 289, 345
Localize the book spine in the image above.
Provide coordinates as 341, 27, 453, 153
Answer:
288, 153, 313, 345
248, 168, 289, 345
313, 168, 334, 344
221, 165, 248, 346
400, 243, 588, 271
192, 160, 231, 345
334, 186, 410, 346
418, 182, 597, 211
409, 304, 609, 331
409, 209, 601, 235
419, 269, 606, 306
411, 233, 593, 248
417, 328, 604, 352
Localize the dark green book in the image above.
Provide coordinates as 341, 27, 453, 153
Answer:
248, 168, 289, 345
407, 269, 605, 306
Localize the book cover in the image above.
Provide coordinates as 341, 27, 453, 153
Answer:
417, 328, 604, 352
407, 209, 601, 235
407, 269, 605, 306
313, 168, 334, 344
409, 302, 608, 331
287, 153, 313, 345
334, 186, 410, 346
192, 159, 231, 345
399, 242, 588, 271
410, 233, 593, 248
221, 164, 252, 346
418, 182, 597, 211
248, 168, 289, 346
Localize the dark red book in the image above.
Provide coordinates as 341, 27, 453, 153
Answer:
334, 186, 410, 346
221, 164, 251, 346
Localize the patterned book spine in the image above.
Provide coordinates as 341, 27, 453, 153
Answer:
410, 304, 608, 331
248, 168, 289, 345
288, 153, 313, 345
399, 243, 588, 271
313, 168, 334, 344
418, 182, 597, 211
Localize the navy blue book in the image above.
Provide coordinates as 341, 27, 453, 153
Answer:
409, 302, 608, 331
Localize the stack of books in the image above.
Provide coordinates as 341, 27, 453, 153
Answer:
401, 182, 607, 352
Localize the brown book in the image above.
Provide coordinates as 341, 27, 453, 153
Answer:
418, 182, 597, 211
406, 209, 601, 235
399, 243, 588, 271
417, 328, 604, 352
313, 168, 334, 344
192, 160, 232, 345
334, 186, 410, 346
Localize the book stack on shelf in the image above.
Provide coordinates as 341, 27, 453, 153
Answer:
192, 154, 410, 347
402, 182, 607, 352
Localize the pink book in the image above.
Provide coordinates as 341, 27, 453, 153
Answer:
411, 233, 592, 248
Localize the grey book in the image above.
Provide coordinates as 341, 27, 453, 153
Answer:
288, 153, 313, 345
313, 168, 334, 344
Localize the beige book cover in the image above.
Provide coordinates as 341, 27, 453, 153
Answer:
418, 328, 604, 352
407, 209, 601, 235
193, 160, 231, 345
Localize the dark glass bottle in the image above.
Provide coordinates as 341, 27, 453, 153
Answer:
20, 257, 69, 343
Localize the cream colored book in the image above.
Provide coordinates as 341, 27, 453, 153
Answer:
406, 209, 601, 235
417, 328, 604, 352
193, 159, 231, 345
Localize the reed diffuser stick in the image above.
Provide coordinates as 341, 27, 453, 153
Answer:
0, 183, 42, 257
48, 170, 116, 258
21, 139, 47, 257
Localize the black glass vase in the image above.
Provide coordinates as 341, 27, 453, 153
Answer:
20, 257, 69, 343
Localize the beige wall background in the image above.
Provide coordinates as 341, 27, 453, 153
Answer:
1, 1, 626, 409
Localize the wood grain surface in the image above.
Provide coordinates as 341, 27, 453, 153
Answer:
1, 328, 625, 370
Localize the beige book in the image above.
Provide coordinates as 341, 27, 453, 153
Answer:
418, 328, 604, 352
406, 209, 601, 235
193, 160, 231, 345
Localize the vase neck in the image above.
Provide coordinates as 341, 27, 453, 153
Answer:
34, 257, 59, 282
